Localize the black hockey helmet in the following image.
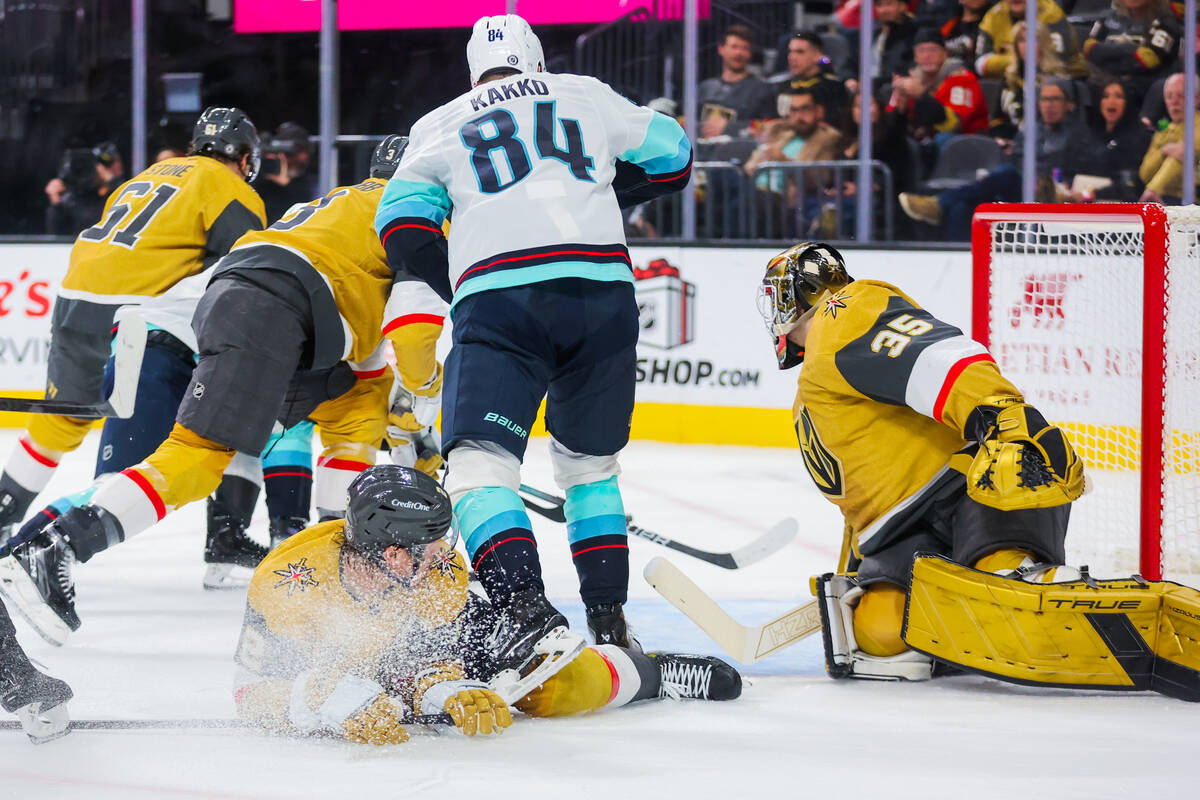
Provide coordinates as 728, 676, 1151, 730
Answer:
757, 241, 852, 369
344, 465, 453, 556
369, 135, 408, 179
190, 107, 262, 183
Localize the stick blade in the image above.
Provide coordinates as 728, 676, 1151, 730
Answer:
729, 517, 798, 569
106, 312, 147, 419
643, 557, 756, 663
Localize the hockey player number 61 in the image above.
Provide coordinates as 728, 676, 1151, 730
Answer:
79, 181, 180, 250
460, 102, 595, 194
870, 314, 933, 357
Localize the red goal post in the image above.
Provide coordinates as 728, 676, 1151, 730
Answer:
971, 203, 1200, 581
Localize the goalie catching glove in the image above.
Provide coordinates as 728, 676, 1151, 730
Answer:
964, 397, 1085, 511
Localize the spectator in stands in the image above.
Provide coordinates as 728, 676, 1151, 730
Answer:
154, 148, 184, 162
44, 141, 124, 236
899, 77, 1096, 239
991, 21, 1069, 140
1082, 80, 1154, 201
837, 89, 918, 236
976, 0, 1087, 80
257, 122, 317, 223
1084, 0, 1183, 101
872, 0, 919, 81
699, 25, 778, 139
1139, 73, 1200, 204
744, 89, 844, 236
937, 0, 994, 67
770, 32, 851, 122
890, 28, 990, 150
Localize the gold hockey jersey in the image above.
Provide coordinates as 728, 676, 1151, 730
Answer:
234, 520, 471, 729
63, 156, 265, 301
793, 281, 1021, 552
224, 178, 444, 383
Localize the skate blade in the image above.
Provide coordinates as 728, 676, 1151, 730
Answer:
202, 563, 254, 591
17, 699, 71, 744
489, 626, 586, 704
0, 557, 73, 647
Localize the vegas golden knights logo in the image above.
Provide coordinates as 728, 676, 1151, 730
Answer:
796, 406, 844, 498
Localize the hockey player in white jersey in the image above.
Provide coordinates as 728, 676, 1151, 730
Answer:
375, 14, 692, 671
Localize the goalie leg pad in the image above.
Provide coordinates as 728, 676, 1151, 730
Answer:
903, 554, 1200, 700
814, 573, 934, 681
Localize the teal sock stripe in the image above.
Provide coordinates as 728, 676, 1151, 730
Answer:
564, 477, 627, 545
262, 422, 314, 468
455, 487, 534, 557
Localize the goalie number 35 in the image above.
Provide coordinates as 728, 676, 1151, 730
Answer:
870, 313, 933, 357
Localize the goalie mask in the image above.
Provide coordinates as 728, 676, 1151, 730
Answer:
344, 465, 457, 585
466, 14, 545, 87
756, 242, 851, 369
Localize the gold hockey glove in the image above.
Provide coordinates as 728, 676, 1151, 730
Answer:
444, 688, 513, 737
388, 363, 443, 435
385, 424, 444, 477
341, 693, 411, 746
966, 401, 1085, 511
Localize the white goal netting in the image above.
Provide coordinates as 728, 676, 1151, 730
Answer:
981, 206, 1200, 581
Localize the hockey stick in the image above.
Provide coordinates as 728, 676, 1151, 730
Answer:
0, 714, 452, 732
0, 311, 146, 418
517, 484, 797, 570
643, 556, 822, 664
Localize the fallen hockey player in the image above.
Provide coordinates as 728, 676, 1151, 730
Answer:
233, 465, 741, 743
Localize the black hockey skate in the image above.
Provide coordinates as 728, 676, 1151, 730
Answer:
586, 602, 641, 651
268, 516, 308, 550
650, 653, 742, 701
0, 631, 73, 743
203, 515, 268, 590
0, 528, 80, 646
485, 586, 569, 674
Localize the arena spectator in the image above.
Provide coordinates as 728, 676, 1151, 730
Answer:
1081, 80, 1154, 201
976, 0, 1087, 80
872, 0, 919, 81
154, 148, 184, 162
837, 89, 918, 236
770, 32, 851, 122
744, 89, 843, 236
890, 28, 989, 146
899, 77, 1097, 239
1139, 73, 1200, 204
699, 25, 777, 139
44, 141, 124, 236
991, 21, 1069, 140
1085, 0, 1182, 101
257, 122, 317, 223
937, 0, 994, 67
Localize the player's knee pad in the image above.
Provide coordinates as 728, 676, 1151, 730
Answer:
443, 440, 521, 505
853, 584, 908, 658
549, 436, 619, 490
815, 573, 933, 681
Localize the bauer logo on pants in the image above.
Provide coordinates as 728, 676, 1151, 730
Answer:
634, 258, 695, 350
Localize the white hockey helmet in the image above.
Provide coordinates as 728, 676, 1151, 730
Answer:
466, 14, 545, 87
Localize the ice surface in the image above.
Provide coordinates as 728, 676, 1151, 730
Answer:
0, 431, 1194, 798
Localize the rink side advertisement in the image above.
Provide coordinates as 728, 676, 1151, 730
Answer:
0, 243, 970, 443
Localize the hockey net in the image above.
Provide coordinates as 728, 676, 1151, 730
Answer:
972, 203, 1200, 582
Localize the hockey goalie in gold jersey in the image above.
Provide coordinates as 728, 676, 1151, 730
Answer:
0, 107, 266, 544
0, 137, 449, 645
233, 465, 741, 744
757, 241, 1200, 700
